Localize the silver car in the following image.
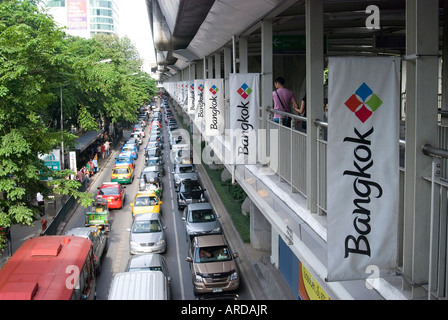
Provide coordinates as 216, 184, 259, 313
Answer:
128, 213, 166, 254
126, 254, 171, 282
172, 164, 197, 188
183, 203, 222, 241
65, 227, 108, 275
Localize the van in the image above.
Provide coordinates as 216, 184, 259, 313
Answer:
108, 271, 170, 300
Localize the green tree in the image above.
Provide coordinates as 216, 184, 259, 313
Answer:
0, 1, 158, 250
0, 0, 94, 235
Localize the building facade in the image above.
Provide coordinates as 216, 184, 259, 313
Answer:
45, 0, 119, 38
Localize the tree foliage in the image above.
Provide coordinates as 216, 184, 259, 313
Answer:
0, 0, 157, 243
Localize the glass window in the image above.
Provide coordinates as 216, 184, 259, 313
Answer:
47, 0, 66, 7
91, 8, 113, 17
195, 246, 231, 263
189, 210, 216, 223
132, 220, 162, 233
90, 0, 112, 9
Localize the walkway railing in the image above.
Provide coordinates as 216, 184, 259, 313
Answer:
421, 143, 448, 299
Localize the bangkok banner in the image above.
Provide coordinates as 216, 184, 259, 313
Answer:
194, 79, 205, 133
229, 73, 259, 164
204, 78, 225, 136
327, 57, 400, 281
181, 82, 188, 112
187, 81, 195, 115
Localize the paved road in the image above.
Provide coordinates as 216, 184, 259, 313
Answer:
60, 111, 252, 300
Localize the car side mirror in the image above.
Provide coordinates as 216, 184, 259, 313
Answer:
234, 252, 239, 259
186, 257, 192, 263
126, 228, 131, 232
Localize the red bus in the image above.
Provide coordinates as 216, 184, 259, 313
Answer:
0, 235, 96, 300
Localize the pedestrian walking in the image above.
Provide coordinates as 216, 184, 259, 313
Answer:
92, 154, 99, 173
272, 77, 300, 127
86, 160, 93, 177
77, 168, 84, 182
36, 192, 44, 216
101, 143, 106, 159
104, 140, 110, 157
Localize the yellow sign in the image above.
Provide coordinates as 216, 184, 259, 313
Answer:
299, 262, 330, 300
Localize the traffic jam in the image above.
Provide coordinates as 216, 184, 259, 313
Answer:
92, 97, 240, 299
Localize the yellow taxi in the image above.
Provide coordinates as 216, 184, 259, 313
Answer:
130, 191, 162, 217
111, 165, 134, 184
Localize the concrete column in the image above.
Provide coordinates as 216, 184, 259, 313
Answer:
208, 56, 214, 79
224, 47, 232, 130
215, 52, 221, 79
271, 227, 280, 268
250, 200, 272, 250
305, 0, 324, 213
261, 19, 273, 130
239, 37, 248, 74
403, 0, 439, 298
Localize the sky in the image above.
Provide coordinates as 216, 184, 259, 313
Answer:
117, 0, 156, 73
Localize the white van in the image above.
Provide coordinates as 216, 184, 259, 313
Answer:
108, 271, 170, 300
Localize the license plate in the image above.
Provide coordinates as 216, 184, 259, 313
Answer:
107, 199, 111, 202
212, 288, 223, 293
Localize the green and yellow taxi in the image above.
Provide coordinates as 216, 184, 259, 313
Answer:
111, 165, 134, 184
130, 191, 162, 217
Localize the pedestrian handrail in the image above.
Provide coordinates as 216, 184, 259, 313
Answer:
266, 107, 306, 122
422, 143, 448, 159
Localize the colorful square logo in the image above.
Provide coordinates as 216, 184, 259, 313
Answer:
237, 83, 253, 100
345, 82, 383, 123
209, 85, 219, 95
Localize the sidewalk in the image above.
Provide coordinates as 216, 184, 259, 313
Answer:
0, 141, 117, 268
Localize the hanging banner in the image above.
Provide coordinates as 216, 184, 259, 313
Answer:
194, 79, 205, 133
327, 57, 400, 281
204, 78, 225, 136
187, 82, 195, 115
229, 73, 259, 164
67, 0, 87, 30
182, 82, 188, 112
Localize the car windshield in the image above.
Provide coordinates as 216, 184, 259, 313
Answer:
99, 187, 119, 195
178, 166, 194, 173
113, 168, 129, 174
194, 245, 231, 263
123, 146, 134, 152
129, 266, 163, 272
188, 210, 215, 223
181, 184, 201, 193
134, 196, 158, 206
132, 220, 162, 233
116, 157, 131, 163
